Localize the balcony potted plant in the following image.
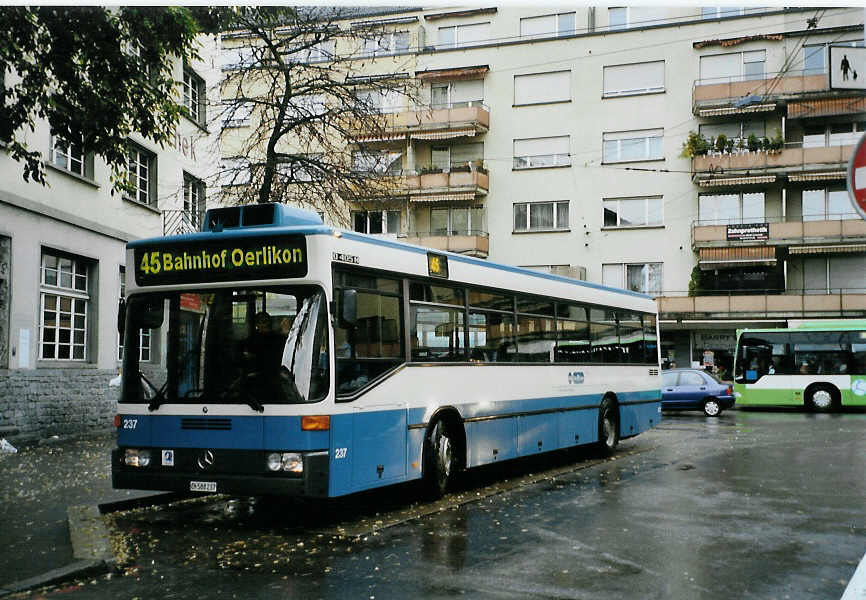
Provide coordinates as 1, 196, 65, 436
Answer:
747, 133, 760, 153
680, 131, 711, 158
769, 129, 784, 154
715, 134, 728, 155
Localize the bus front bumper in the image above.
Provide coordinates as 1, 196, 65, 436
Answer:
111, 449, 330, 497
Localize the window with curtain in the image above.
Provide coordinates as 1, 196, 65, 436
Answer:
513, 201, 569, 232
698, 192, 764, 224
803, 188, 857, 221
602, 129, 663, 162
603, 263, 663, 296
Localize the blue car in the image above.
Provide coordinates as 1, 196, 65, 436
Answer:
661, 368, 735, 417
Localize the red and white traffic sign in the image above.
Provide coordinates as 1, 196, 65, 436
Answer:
847, 131, 866, 221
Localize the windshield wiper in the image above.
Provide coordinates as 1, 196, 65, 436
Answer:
142, 372, 168, 412
247, 397, 265, 413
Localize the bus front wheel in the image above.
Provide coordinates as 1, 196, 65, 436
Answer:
597, 397, 620, 455
806, 384, 838, 412
424, 419, 457, 498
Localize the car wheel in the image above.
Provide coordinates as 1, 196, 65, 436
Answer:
424, 419, 457, 498
597, 397, 620, 455
806, 384, 837, 412
703, 398, 722, 417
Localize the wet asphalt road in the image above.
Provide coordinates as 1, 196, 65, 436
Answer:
4, 409, 866, 599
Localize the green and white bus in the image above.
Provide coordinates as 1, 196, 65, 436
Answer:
734, 320, 866, 411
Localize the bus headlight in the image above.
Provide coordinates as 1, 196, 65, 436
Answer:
281, 453, 303, 474
266, 453, 283, 472
265, 452, 303, 474
125, 448, 151, 467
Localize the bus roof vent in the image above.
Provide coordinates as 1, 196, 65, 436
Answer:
204, 203, 323, 232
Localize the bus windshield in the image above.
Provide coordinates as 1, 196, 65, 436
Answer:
120, 286, 329, 408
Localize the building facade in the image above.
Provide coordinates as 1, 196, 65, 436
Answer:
0, 35, 221, 438
221, 6, 864, 377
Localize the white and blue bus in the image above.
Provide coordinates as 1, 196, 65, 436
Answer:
113, 203, 661, 498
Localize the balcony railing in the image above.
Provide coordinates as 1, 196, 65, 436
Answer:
401, 230, 489, 257
657, 289, 866, 318
349, 101, 490, 139
692, 69, 829, 112
163, 210, 204, 236
692, 215, 866, 248
693, 142, 853, 176
407, 168, 489, 196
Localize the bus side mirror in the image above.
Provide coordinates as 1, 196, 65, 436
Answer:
340, 289, 357, 327
117, 299, 126, 336
132, 298, 165, 329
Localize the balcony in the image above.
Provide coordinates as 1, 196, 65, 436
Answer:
692, 70, 830, 115
163, 210, 204, 236
693, 143, 853, 182
406, 168, 489, 201
402, 230, 489, 258
349, 102, 490, 142
692, 216, 866, 250
657, 289, 866, 320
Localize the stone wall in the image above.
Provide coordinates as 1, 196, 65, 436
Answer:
0, 369, 119, 438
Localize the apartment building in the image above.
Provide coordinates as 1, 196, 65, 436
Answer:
0, 36, 221, 437
225, 6, 864, 376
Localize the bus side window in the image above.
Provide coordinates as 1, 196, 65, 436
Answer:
333, 271, 404, 397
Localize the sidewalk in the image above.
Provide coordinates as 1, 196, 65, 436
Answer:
0, 430, 153, 594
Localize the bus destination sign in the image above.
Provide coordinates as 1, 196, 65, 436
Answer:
133, 235, 308, 286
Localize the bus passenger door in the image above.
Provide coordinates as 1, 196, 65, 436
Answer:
352, 403, 407, 490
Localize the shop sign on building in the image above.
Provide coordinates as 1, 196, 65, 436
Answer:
726, 222, 769, 241
694, 331, 737, 351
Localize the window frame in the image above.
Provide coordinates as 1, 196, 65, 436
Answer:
124, 142, 157, 207
183, 173, 206, 230
352, 210, 402, 235
361, 30, 411, 57
602, 129, 664, 163
603, 196, 664, 229
513, 200, 570, 233
602, 262, 664, 297
512, 136, 571, 170
698, 191, 765, 225
519, 12, 576, 39
49, 134, 94, 180
39, 250, 91, 362
182, 66, 206, 127
437, 22, 491, 49
602, 60, 665, 98
514, 70, 572, 106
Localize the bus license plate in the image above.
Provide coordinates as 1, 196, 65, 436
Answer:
190, 481, 217, 492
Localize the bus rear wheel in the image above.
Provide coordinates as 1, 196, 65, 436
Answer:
806, 384, 838, 412
597, 397, 620, 455
424, 419, 457, 498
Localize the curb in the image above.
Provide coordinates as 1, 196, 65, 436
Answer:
0, 560, 108, 598
0, 492, 188, 597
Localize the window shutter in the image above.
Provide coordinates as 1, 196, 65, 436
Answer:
515, 71, 571, 104
603, 61, 664, 95
452, 79, 484, 103
520, 15, 556, 37
700, 53, 740, 83
514, 136, 569, 157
